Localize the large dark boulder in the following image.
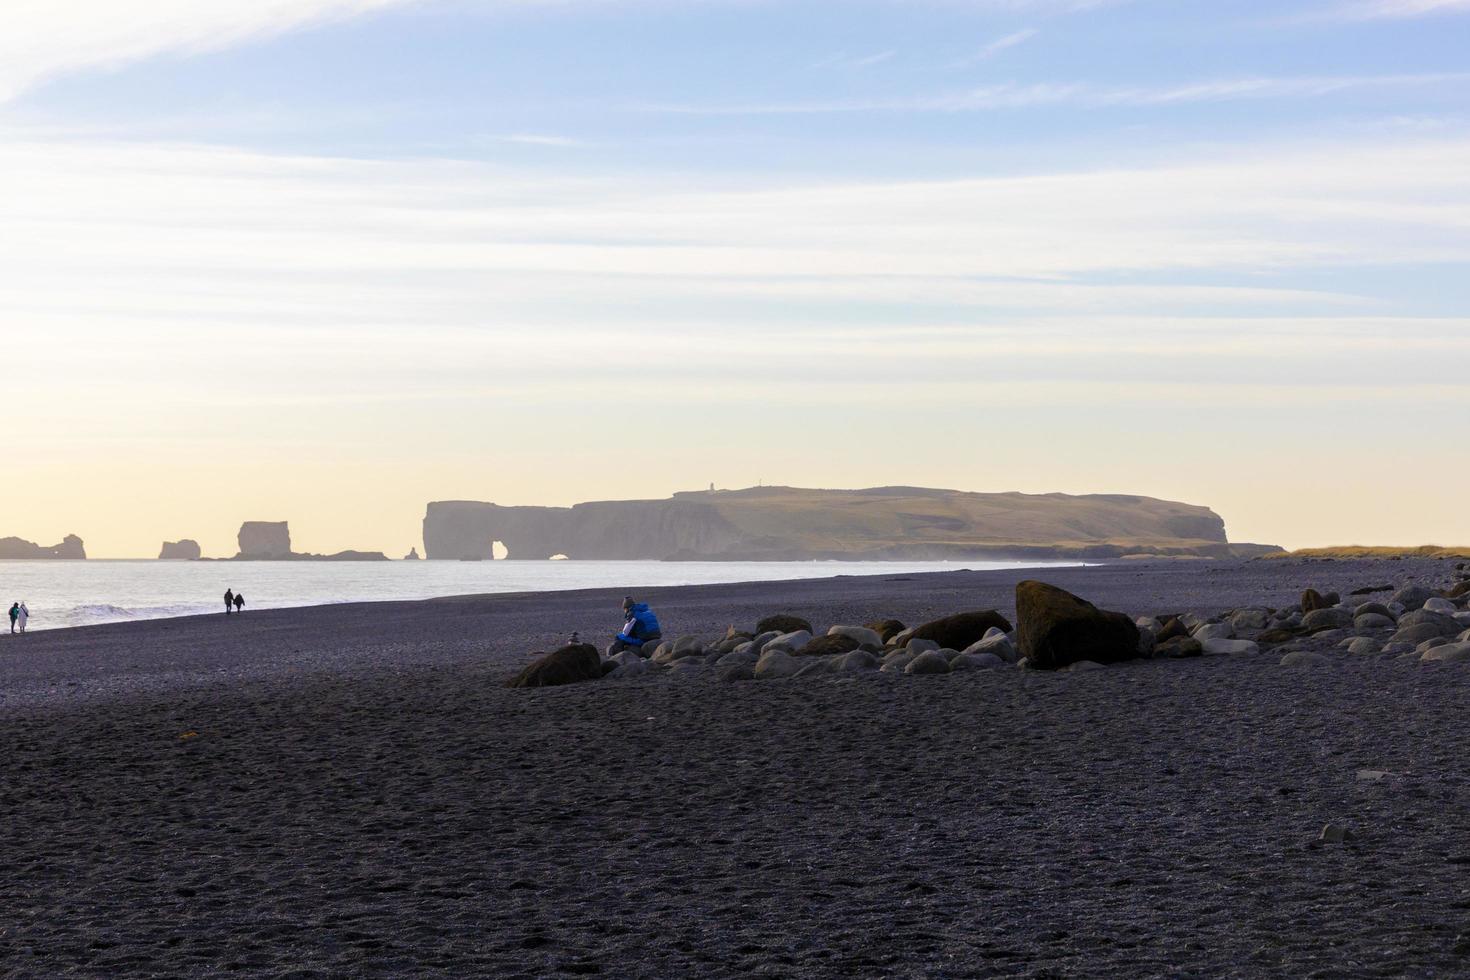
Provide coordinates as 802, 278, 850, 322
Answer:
757, 614, 813, 636
865, 619, 907, 643
507, 643, 603, 689
1301, 589, 1330, 613
797, 634, 861, 657
909, 611, 1013, 651
1015, 581, 1141, 671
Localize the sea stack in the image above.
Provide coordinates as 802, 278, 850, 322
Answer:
237, 522, 292, 559
159, 539, 202, 560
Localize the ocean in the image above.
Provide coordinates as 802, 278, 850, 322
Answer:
0, 559, 1080, 632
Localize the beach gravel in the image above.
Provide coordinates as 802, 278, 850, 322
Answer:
2, 558, 1470, 976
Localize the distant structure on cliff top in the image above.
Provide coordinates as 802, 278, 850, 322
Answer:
422, 486, 1281, 562
0, 534, 86, 560
233, 521, 389, 561
159, 539, 203, 560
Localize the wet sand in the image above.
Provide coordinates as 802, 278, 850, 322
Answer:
2, 558, 1469, 976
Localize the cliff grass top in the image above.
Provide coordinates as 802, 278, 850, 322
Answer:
1273, 546, 1470, 560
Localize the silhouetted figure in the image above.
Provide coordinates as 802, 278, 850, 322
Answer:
224, 589, 234, 615
234, 592, 245, 614
16, 602, 28, 634
609, 596, 662, 656
8, 603, 18, 634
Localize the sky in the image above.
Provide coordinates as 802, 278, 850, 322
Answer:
1, 0, 1468, 558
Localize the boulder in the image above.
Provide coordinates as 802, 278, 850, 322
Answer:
1423, 597, 1458, 616
827, 625, 883, 648
672, 635, 705, 655
753, 650, 801, 680
908, 611, 1014, 652
1346, 637, 1380, 656
799, 634, 861, 657
757, 614, 813, 636
1422, 643, 1470, 663
1301, 589, 1331, 613
1015, 581, 1141, 671
1065, 660, 1105, 673
1257, 628, 1302, 645
1353, 602, 1394, 621
837, 650, 880, 672
1154, 637, 1204, 659
1391, 585, 1434, 612
716, 649, 759, 669
864, 619, 907, 643
1354, 614, 1395, 631
1396, 608, 1462, 638
1279, 651, 1332, 668
1193, 622, 1235, 642
905, 638, 941, 655
1229, 609, 1269, 632
904, 651, 952, 675
1447, 581, 1470, 599
608, 659, 655, 680
763, 630, 812, 654
960, 633, 1017, 663
1156, 618, 1191, 643
507, 643, 603, 688
158, 539, 202, 560
1301, 608, 1353, 633
876, 652, 911, 675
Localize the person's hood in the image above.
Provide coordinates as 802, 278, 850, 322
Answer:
629, 603, 650, 614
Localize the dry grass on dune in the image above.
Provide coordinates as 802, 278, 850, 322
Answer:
1276, 545, 1470, 560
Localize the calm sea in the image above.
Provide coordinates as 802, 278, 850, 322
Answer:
0, 559, 1077, 632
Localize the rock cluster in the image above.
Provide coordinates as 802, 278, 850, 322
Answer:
507, 568, 1470, 689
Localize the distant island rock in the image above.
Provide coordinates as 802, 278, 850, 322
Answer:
232, 521, 388, 561
0, 534, 86, 560
404, 548, 421, 560
423, 486, 1281, 561
159, 539, 202, 560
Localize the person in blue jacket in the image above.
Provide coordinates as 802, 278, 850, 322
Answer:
610, 596, 662, 656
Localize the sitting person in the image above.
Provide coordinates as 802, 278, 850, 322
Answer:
609, 596, 662, 656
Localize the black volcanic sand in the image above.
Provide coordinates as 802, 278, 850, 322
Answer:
3, 558, 1470, 977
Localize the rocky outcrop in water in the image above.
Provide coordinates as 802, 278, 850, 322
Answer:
159, 540, 202, 560
0, 534, 86, 559
423, 486, 1278, 561
232, 522, 387, 561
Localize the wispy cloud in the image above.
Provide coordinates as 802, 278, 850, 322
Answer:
0, 0, 429, 102
813, 50, 897, 70
1330, 0, 1470, 17
952, 28, 1040, 67
497, 133, 590, 148
647, 71, 1470, 114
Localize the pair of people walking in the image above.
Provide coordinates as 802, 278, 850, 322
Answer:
223, 589, 245, 615
8, 602, 29, 634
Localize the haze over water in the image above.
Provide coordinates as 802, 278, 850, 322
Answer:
0, 560, 1082, 632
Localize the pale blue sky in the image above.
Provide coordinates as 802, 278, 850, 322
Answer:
0, 0, 1467, 556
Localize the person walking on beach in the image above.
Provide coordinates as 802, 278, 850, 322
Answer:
609, 596, 662, 656
224, 588, 234, 615
233, 592, 245, 614
16, 602, 28, 634
8, 602, 18, 634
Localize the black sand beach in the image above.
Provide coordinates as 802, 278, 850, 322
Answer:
3, 558, 1469, 976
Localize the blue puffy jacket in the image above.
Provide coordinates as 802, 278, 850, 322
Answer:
617, 603, 662, 646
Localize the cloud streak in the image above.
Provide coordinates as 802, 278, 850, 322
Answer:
646, 70, 1470, 114
0, 0, 426, 101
